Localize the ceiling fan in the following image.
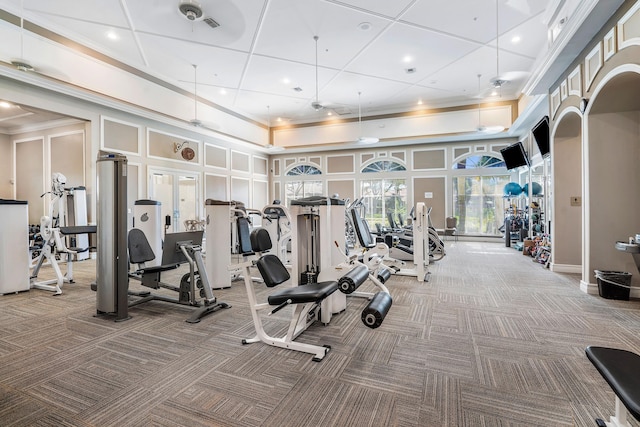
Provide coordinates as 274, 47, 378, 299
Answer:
475, 0, 530, 99
354, 92, 379, 144
178, 0, 220, 29
10, 0, 33, 72
310, 35, 324, 112
186, 64, 220, 131
307, 35, 349, 115
9, 0, 68, 80
474, 74, 504, 135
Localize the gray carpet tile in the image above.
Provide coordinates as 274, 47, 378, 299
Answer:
1, 241, 640, 426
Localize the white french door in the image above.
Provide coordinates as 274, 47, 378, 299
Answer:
149, 168, 200, 232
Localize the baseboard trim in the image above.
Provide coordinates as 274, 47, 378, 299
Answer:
550, 263, 581, 274
580, 280, 598, 294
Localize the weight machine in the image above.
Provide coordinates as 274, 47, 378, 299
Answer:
204, 199, 262, 289
289, 196, 348, 324
31, 173, 95, 295
237, 226, 393, 362
94, 151, 229, 322
127, 229, 230, 323
348, 200, 430, 282
262, 201, 292, 265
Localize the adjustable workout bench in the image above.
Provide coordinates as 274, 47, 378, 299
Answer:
128, 229, 230, 323
586, 346, 640, 426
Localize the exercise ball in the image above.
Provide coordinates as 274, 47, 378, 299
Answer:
503, 182, 522, 196
522, 182, 543, 196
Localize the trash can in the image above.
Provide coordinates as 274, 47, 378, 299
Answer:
594, 270, 632, 300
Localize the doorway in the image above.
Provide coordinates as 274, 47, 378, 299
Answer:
149, 168, 200, 232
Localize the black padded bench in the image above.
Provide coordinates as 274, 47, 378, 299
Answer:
586, 345, 640, 426
59, 225, 97, 254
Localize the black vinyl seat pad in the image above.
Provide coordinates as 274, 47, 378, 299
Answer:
586, 346, 640, 420
135, 263, 180, 275
267, 281, 338, 306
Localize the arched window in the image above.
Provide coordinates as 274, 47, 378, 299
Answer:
285, 164, 323, 205
360, 159, 407, 228
453, 155, 505, 169
451, 153, 509, 237
362, 160, 406, 173
286, 164, 322, 176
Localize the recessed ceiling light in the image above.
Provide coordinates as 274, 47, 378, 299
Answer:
403, 55, 413, 63
219, 89, 227, 95
0, 101, 11, 108
106, 31, 118, 40
282, 77, 290, 84
491, 90, 498, 96
511, 35, 521, 44
358, 22, 372, 31
417, 99, 423, 105
327, 111, 332, 116
276, 117, 282, 122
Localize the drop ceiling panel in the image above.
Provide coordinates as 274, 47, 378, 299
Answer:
126, 0, 266, 52
233, 91, 308, 121
253, 0, 390, 69
138, 33, 249, 89
326, 0, 417, 18
403, 0, 548, 44
346, 22, 480, 83
320, 72, 412, 108
424, 45, 535, 101
23, 0, 129, 28
498, 15, 548, 59
240, 55, 339, 101
23, 16, 145, 68
384, 85, 462, 110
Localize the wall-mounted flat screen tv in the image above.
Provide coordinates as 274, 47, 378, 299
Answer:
500, 141, 530, 170
532, 115, 550, 157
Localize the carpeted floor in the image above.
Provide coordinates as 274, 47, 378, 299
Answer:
1, 241, 639, 426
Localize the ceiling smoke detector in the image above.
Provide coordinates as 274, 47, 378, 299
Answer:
179, 1, 204, 21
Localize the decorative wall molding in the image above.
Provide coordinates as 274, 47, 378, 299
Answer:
603, 27, 617, 61
560, 80, 568, 101
584, 42, 603, 92
617, 1, 640, 50
568, 65, 582, 97
550, 87, 562, 118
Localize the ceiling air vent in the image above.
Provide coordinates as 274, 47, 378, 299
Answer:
203, 17, 220, 29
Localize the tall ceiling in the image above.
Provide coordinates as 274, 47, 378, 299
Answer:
0, 0, 552, 126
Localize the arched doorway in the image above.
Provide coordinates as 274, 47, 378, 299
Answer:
550, 108, 582, 273
583, 66, 640, 293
